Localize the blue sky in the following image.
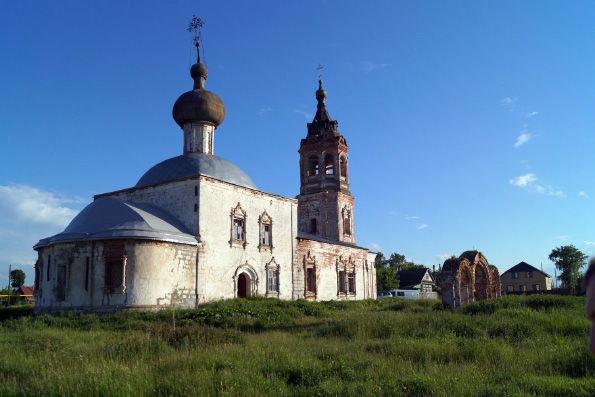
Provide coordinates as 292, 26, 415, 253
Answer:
1, 1, 594, 286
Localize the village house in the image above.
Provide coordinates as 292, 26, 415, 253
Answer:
500, 261, 551, 293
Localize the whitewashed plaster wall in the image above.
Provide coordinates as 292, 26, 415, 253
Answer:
34, 240, 198, 314
196, 176, 298, 302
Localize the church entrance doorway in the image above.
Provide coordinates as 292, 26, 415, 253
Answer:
238, 272, 250, 298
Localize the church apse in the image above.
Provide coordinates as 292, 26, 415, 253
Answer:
440, 251, 501, 309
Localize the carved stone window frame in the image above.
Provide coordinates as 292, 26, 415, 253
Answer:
266, 257, 280, 298
304, 251, 317, 299
336, 256, 356, 298
259, 210, 273, 252
230, 202, 248, 249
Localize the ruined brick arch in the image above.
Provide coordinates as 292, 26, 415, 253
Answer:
456, 260, 473, 305
489, 265, 501, 298
474, 261, 489, 301
440, 251, 501, 308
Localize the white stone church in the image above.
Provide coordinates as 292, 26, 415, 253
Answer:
33, 41, 377, 314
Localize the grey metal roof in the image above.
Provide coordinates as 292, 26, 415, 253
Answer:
34, 197, 198, 248
135, 153, 257, 189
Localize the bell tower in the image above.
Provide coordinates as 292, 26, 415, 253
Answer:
297, 77, 355, 245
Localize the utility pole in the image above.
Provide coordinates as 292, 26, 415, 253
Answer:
7, 264, 11, 307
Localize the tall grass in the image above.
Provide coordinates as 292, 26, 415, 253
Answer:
0, 295, 593, 396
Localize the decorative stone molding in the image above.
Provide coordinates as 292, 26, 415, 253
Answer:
258, 210, 273, 252
233, 262, 259, 298
265, 257, 280, 297
304, 251, 317, 299
230, 202, 248, 249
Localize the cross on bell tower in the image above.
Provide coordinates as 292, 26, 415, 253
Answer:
297, 74, 355, 245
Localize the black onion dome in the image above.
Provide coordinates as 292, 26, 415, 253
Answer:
173, 90, 225, 128
172, 60, 225, 128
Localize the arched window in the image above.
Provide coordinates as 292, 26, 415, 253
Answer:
340, 156, 348, 181
324, 154, 334, 175
343, 207, 351, 236
308, 155, 319, 176
309, 218, 317, 234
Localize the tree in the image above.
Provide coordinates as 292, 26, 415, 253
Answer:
388, 253, 407, 268
399, 263, 426, 271
10, 269, 25, 290
548, 245, 588, 289
376, 267, 399, 291
374, 252, 387, 268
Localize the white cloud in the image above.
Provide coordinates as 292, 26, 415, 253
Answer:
366, 242, 382, 252
525, 111, 539, 118
258, 107, 272, 116
509, 174, 564, 197
417, 224, 428, 230
293, 109, 313, 120
362, 61, 388, 73
405, 216, 419, 220
549, 236, 569, 240
579, 191, 590, 199
0, 184, 87, 277
585, 241, 595, 246
501, 97, 517, 106
436, 253, 451, 263
0, 184, 82, 226
389, 210, 399, 216
509, 173, 537, 187
514, 133, 532, 148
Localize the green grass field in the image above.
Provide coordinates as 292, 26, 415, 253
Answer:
0, 295, 593, 396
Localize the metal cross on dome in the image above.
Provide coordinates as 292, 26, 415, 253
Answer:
187, 15, 204, 45
316, 63, 323, 80
188, 16, 205, 63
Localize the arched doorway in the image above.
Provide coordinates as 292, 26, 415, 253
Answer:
238, 272, 250, 298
